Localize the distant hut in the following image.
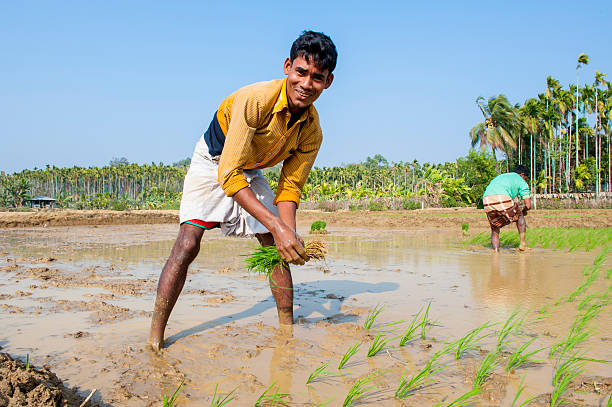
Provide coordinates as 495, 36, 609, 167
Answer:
26, 196, 56, 209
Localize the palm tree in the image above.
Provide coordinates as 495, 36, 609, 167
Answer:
519, 98, 541, 195
470, 95, 519, 167
575, 53, 589, 166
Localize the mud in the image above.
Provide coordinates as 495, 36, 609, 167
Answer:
0, 208, 610, 229
0, 352, 95, 406
0, 222, 610, 406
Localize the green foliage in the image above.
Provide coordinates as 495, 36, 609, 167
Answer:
363, 304, 384, 330
162, 381, 184, 407
505, 338, 544, 371
434, 388, 481, 407
209, 384, 237, 407
454, 322, 495, 359
469, 228, 612, 251
399, 306, 426, 346
473, 351, 499, 389
338, 341, 361, 369
310, 220, 327, 232
255, 382, 289, 407
343, 370, 385, 407
244, 245, 284, 275
402, 199, 421, 210
306, 362, 329, 384
366, 333, 394, 357
456, 149, 498, 204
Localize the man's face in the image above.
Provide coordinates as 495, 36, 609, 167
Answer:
283, 55, 333, 114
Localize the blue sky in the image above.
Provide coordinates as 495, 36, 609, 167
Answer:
1, 1, 610, 173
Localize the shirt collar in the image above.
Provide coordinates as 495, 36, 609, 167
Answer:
272, 78, 314, 123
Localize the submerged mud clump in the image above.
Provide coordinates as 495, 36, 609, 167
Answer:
0, 352, 95, 406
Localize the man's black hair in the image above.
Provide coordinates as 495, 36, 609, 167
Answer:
513, 165, 529, 177
290, 30, 337, 73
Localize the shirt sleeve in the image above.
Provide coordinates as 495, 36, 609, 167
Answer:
274, 126, 322, 206
518, 177, 530, 198
217, 90, 261, 197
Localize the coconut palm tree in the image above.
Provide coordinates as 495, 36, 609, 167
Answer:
575, 53, 589, 166
469, 95, 519, 167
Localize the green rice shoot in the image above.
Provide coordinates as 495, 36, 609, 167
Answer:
244, 240, 328, 275
510, 375, 537, 407
366, 332, 395, 357
363, 304, 384, 330
434, 388, 481, 407
306, 362, 329, 384
469, 227, 612, 251
472, 350, 499, 389
342, 370, 385, 407
254, 382, 289, 407
506, 337, 544, 372
454, 321, 495, 359
209, 384, 237, 407
399, 306, 425, 346
338, 341, 361, 369
162, 381, 184, 407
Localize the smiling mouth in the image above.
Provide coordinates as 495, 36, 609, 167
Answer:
295, 89, 311, 99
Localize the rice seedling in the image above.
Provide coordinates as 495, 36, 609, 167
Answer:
209, 384, 237, 407
310, 220, 327, 233
395, 345, 451, 399
399, 306, 425, 346
338, 341, 361, 369
461, 223, 469, 237
505, 337, 544, 372
551, 355, 585, 407
255, 382, 289, 407
607, 393, 611, 407
468, 228, 612, 251
363, 304, 384, 330
25, 353, 30, 371
454, 321, 495, 359
510, 375, 537, 407
420, 302, 435, 339
342, 370, 385, 407
315, 397, 334, 407
607, 267, 612, 279
472, 350, 499, 389
306, 362, 329, 384
496, 309, 524, 351
162, 381, 184, 407
367, 332, 396, 357
434, 388, 481, 407
244, 240, 327, 275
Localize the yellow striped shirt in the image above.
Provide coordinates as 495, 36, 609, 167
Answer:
216, 78, 322, 206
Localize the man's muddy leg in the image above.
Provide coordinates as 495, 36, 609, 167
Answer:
516, 213, 527, 251
490, 226, 500, 252
149, 224, 204, 350
257, 233, 294, 325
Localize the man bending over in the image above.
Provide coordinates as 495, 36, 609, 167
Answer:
149, 31, 337, 350
482, 165, 531, 252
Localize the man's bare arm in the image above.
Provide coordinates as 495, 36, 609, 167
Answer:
522, 197, 531, 213
233, 187, 307, 265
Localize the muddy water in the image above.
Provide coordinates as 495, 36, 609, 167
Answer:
0, 225, 610, 406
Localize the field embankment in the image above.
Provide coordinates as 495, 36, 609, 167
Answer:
0, 208, 611, 229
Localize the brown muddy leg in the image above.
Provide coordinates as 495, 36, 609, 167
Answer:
516, 213, 527, 251
490, 226, 500, 252
257, 233, 294, 325
149, 224, 204, 350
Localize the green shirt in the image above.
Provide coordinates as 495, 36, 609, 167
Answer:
483, 172, 530, 199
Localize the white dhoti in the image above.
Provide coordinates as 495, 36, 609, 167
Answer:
179, 136, 278, 237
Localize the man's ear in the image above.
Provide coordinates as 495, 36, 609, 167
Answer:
324, 73, 334, 89
283, 58, 292, 75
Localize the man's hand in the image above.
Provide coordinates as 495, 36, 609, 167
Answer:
270, 220, 308, 265
232, 188, 307, 265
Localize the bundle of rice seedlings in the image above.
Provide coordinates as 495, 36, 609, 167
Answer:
244, 240, 328, 275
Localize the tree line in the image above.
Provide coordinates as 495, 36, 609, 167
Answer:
470, 53, 610, 196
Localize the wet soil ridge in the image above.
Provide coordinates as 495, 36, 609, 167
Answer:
0, 352, 94, 407
0, 208, 611, 229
